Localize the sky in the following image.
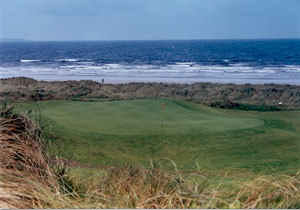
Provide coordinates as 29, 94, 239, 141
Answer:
0, 0, 299, 41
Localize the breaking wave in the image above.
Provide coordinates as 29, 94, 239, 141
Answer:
20, 59, 40, 63
56, 58, 79, 62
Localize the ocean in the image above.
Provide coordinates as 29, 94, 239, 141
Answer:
0, 39, 300, 84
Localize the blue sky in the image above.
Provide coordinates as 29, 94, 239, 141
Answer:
0, 0, 299, 40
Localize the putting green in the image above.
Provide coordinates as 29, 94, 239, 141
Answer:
19, 99, 300, 172
38, 99, 263, 135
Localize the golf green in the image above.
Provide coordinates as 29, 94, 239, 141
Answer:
20, 99, 300, 173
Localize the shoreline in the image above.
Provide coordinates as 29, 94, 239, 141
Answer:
2, 73, 300, 86
1, 75, 300, 86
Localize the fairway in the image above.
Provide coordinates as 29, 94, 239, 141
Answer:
21, 99, 300, 173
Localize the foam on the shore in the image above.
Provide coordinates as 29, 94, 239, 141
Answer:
1, 63, 300, 84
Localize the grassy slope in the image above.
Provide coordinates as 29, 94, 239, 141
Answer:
18, 99, 300, 173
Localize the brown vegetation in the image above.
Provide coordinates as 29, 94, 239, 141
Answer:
0, 104, 60, 208
1, 77, 300, 110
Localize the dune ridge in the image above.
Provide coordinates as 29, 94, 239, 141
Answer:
1, 77, 300, 110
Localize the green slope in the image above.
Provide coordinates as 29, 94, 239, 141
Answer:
19, 99, 300, 173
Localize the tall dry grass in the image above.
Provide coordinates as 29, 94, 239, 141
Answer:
0, 103, 61, 208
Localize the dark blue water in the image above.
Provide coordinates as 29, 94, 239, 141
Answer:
1, 39, 300, 84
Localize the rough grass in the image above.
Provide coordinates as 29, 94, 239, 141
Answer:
0, 104, 59, 208
17, 99, 300, 173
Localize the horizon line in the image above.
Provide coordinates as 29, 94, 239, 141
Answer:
1, 37, 300, 42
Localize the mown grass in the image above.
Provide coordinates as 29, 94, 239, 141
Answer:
16, 98, 300, 174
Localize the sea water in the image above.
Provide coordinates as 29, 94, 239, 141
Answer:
0, 39, 300, 84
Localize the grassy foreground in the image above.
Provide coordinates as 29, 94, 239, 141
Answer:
18, 98, 300, 173
3, 100, 300, 208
